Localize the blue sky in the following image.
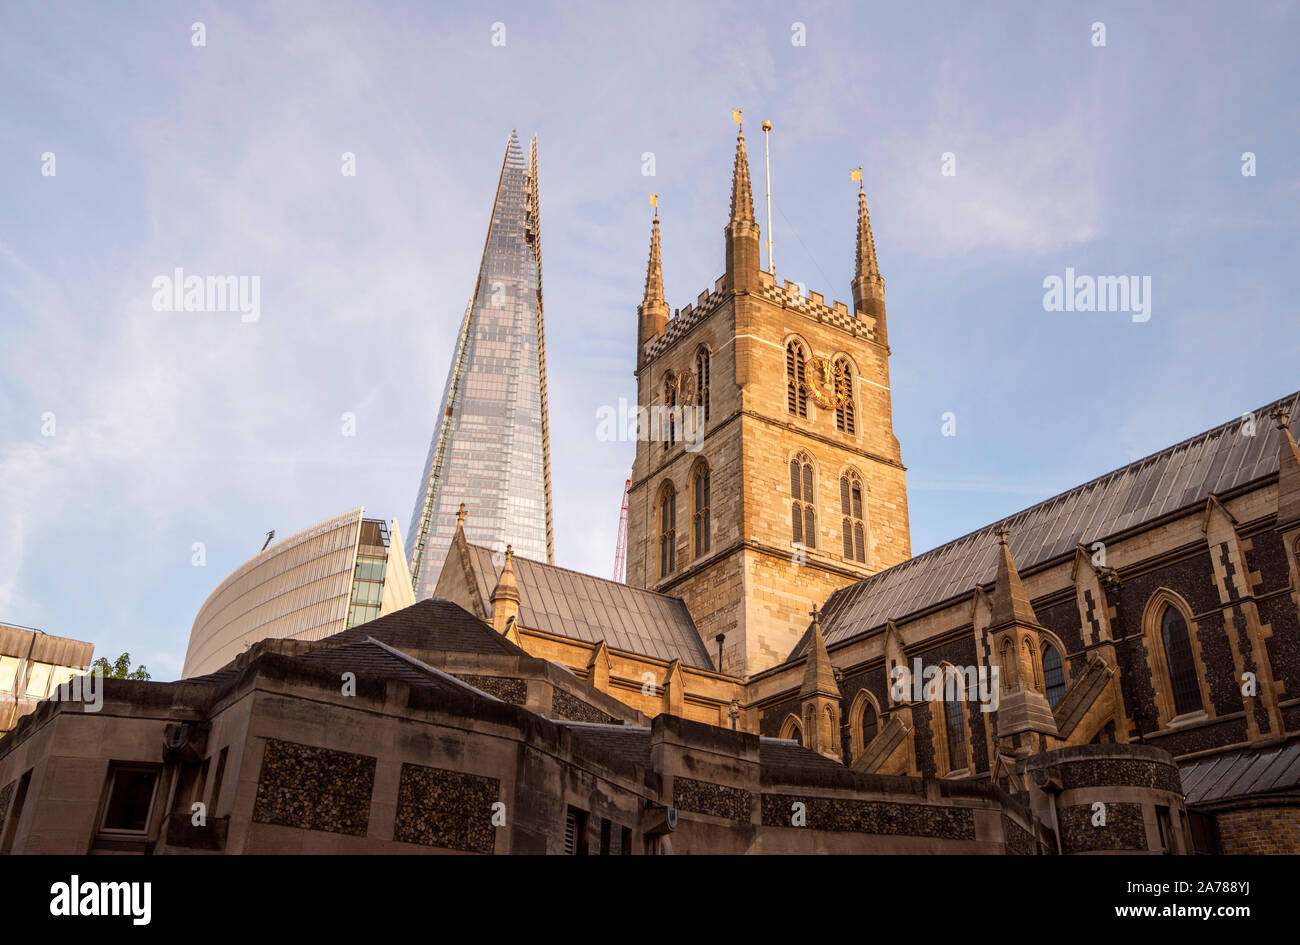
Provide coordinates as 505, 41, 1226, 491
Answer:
1, 1, 1296, 678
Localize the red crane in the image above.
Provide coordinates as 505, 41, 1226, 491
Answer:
612, 478, 631, 582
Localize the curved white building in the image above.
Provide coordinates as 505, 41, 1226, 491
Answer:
182, 509, 416, 678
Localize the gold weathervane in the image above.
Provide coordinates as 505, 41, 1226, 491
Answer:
732, 108, 743, 126
850, 166, 863, 184
649, 193, 658, 208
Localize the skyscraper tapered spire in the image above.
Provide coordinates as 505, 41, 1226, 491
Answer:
729, 126, 756, 226
407, 131, 554, 598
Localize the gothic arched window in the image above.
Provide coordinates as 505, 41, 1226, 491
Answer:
790, 452, 816, 549
1161, 605, 1203, 716
839, 470, 867, 563
662, 372, 677, 444
860, 699, 878, 749
659, 483, 676, 578
695, 347, 711, 424
786, 340, 808, 418
1042, 643, 1066, 708
944, 696, 968, 771
834, 357, 856, 434
692, 461, 711, 558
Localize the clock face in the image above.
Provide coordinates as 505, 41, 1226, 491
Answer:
803, 356, 848, 408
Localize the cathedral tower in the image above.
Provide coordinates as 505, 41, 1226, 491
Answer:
626, 121, 911, 676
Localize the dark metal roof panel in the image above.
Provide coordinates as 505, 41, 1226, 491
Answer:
819, 391, 1299, 652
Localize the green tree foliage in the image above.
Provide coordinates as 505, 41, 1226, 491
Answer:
90, 652, 151, 680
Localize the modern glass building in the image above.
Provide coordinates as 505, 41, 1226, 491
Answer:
182, 509, 415, 678
407, 131, 554, 598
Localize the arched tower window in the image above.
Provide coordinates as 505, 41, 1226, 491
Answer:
789, 452, 816, 549
1042, 643, 1066, 708
839, 469, 867, 563
1161, 605, 1203, 716
695, 347, 711, 424
692, 461, 711, 558
658, 483, 676, 578
786, 341, 808, 418
834, 356, 856, 434
662, 372, 677, 444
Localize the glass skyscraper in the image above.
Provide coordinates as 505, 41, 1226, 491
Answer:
407, 131, 554, 599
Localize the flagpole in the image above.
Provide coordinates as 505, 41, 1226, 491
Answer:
762, 120, 774, 275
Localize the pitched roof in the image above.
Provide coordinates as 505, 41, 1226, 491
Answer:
323, 598, 526, 656
804, 389, 1300, 655
1180, 738, 1300, 805
464, 543, 714, 669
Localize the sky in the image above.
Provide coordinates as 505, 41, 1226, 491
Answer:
1, 1, 1297, 679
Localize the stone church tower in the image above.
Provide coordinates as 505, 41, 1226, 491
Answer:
625, 122, 911, 677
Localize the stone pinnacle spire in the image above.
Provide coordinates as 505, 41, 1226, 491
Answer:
851, 181, 887, 342
855, 185, 879, 280
643, 208, 664, 305
990, 524, 1040, 629
800, 606, 840, 700
637, 206, 671, 366
729, 125, 756, 226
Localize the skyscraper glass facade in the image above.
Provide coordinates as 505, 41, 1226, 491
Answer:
407, 131, 554, 599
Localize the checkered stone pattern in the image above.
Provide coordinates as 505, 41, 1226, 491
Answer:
754, 280, 878, 342
644, 290, 725, 363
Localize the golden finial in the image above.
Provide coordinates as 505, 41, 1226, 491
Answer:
731, 108, 743, 128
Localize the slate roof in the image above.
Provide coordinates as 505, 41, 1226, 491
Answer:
464, 544, 714, 669
325, 598, 527, 656
799, 390, 1300, 656
1180, 738, 1300, 805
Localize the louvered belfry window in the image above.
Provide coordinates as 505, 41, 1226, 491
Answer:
834, 357, 855, 434
695, 348, 711, 424
790, 453, 816, 548
786, 341, 808, 417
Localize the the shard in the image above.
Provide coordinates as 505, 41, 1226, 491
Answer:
406, 131, 554, 599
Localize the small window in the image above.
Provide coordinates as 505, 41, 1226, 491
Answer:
564, 807, 589, 855
1042, 643, 1066, 708
1161, 606, 1202, 715
620, 825, 632, 855
24, 662, 51, 699
599, 818, 611, 855
100, 765, 161, 836
0, 656, 18, 693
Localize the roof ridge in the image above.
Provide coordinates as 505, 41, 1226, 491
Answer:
856, 388, 1300, 584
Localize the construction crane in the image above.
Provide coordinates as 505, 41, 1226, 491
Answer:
612, 478, 631, 582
